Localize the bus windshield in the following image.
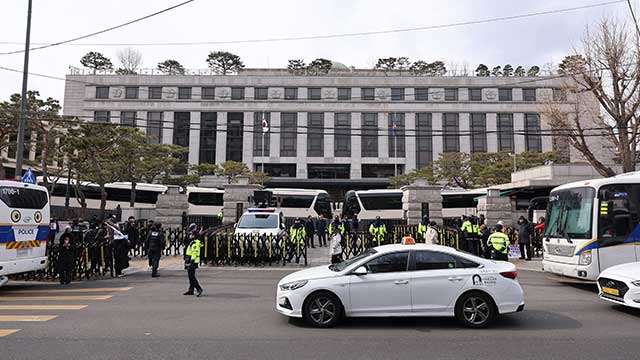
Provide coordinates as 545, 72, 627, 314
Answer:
237, 214, 279, 229
545, 187, 594, 239
0, 186, 48, 209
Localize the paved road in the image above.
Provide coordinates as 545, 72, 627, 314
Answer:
0, 266, 638, 360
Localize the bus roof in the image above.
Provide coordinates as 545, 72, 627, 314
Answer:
266, 188, 328, 195
551, 171, 640, 192
186, 186, 224, 193
352, 189, 403, 195
0, 180, 48, 193
36, 177, 167, 193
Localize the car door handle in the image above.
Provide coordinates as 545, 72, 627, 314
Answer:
448, 277, 464, 282
393, 280, 409, 285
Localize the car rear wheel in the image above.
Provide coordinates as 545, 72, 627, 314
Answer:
455, 292, 497, 328
303, 292, 342, 328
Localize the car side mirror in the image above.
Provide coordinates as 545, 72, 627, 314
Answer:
353, 266, 368, 276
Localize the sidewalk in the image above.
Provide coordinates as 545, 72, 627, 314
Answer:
512, 257, 543, 272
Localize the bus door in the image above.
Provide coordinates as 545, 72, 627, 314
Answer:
597, 185, 639, 271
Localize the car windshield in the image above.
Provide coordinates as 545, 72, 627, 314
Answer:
237, 214, 278, 229
545, 187, 594, 239
330, 248, 377, 272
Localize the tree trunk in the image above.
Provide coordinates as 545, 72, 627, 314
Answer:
99, 183, 107, 217
129, 180, 137, 208
0, 161, 5, 180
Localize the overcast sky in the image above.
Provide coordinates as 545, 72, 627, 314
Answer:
0, 0, 631, 109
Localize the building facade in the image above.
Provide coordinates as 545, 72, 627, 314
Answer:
63, 67, 607, 193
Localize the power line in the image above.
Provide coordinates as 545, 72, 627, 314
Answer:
0, 0, 625, 48
0, 0, 195, 56
627, 0, 640, 37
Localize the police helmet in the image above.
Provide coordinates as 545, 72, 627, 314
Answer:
495, 223, 504, 231
188, 223, 197, 231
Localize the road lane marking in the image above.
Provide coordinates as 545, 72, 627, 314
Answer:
2, 287, 132, 294
0, 305, 88, 310
0, 315, 58, 322
0, 329, 20, 337
0, 295, 112, 301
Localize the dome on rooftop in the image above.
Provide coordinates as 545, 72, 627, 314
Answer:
330, 61, 351, 71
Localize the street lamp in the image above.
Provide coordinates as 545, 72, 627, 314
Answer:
508, 152, 517, 173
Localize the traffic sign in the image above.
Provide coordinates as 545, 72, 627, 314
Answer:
21, 167, 35, 184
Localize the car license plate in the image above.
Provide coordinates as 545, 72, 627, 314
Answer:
16, 248, 29, 258
602, 287, 620, 296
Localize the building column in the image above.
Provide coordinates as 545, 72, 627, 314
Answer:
351, 112, 362, 179
296, 112, 307, 178
243, 112, 254, 169
137, 111, 147, 131
324, 112, 335, 158
405, 113, 416, 172
540, 113, 553, 152
514, 113, 525, 154
459, 113, 471, 154
270, 112, 281, 160
432, 113, 443, 162
378, 112, 389, 159
162, 111, 174, 145
111, 110, 121, 125
215, 112, 227, 164
487, 113, 498, 152
188, 111, 201, 166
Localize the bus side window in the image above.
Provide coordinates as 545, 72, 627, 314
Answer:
598, 185, 639, 246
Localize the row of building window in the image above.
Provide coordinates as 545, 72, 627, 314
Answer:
95, 86, 567, 102
256, 164, 403, 179
94, 111, 542, 167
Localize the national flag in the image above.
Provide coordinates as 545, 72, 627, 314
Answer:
261, 114, 269, 133
391, 113, 397, 136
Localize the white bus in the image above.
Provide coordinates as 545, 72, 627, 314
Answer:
543, 173, 640, 281
265, 188, 332, 219
342, 189, 404, 220
0, 181, 50, 286
187, 187, 224, 215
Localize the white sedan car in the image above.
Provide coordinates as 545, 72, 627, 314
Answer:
597, 262, 640, 309
276, 244, 525, 328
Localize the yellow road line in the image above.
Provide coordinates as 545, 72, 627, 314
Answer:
2, 287, 132, 294
0, 329, 20, 337
0, 315, 58, 322
0, 305, 88, 310
0, 295, 112, 301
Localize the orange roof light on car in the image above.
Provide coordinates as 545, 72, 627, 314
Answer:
401, 236, 415, 245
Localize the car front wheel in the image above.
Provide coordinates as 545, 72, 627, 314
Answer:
302, 292, 342, 328
455, 292, 497, 328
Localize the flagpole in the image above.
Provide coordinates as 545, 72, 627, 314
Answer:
393, 112, 398, 177
261, 111, 265, 177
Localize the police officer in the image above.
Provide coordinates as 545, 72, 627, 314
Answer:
304, 215, 315, 249
417, 215, 430, 243
487, 223, 510, 261
465, 216, 481, 256
216, 210, 223, 224
288, 218, 306, 263
368, 216, 387, 247
58, 226, 75, 285
184, 228, 203, 297
328, 216, 344, 237
146, 223, 165, 278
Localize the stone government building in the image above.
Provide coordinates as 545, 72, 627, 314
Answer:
63, 63, 608, 198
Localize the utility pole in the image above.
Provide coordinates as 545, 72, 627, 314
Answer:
15, 0, 33, 179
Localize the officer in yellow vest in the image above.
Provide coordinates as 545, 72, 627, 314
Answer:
369, 216, 387, 247
487, 223, 510, 261
328, 215, 345, 236
184, 232, 203, 297
417, 215, 430, 243
217, 210, 223, 223
288, 218, 306, 263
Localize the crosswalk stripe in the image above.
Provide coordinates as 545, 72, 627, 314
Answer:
2, 287, 132, 294
0, 295, 112, 301
0, 315, 58, 322
0, 329, 20, 337
0, 305, 88, 310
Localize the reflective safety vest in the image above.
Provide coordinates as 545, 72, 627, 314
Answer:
462, 221, 481, 236
217, 211, 223, 220
487, 232, 510, 254
369, 223, 387, 246
289, 226, 306, 245
329, 221, 345, 236
186, 239, 202, 264
417, 223, 428, 241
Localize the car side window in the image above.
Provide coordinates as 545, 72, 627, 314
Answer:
454, 256, 480, 268
413, 251, 457, 271
365, 252, 409, 274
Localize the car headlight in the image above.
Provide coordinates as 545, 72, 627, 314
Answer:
631, 280, 640, 287
578, 250, 592, 265
279, 280, 308, 291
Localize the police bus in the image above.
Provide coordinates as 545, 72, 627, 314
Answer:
342, 189, 403, 220
265, 188, 332, 219
543, 173, 640, 281
0, 181, 50, 286
187, 187, 224, 215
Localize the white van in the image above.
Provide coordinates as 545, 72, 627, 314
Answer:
234, 208, 286, 237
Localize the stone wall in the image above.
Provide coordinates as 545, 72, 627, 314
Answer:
477, 189, 512, 227
401, 180, 443, 225
154, 186, 189, 229
221, 177, 261, 224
